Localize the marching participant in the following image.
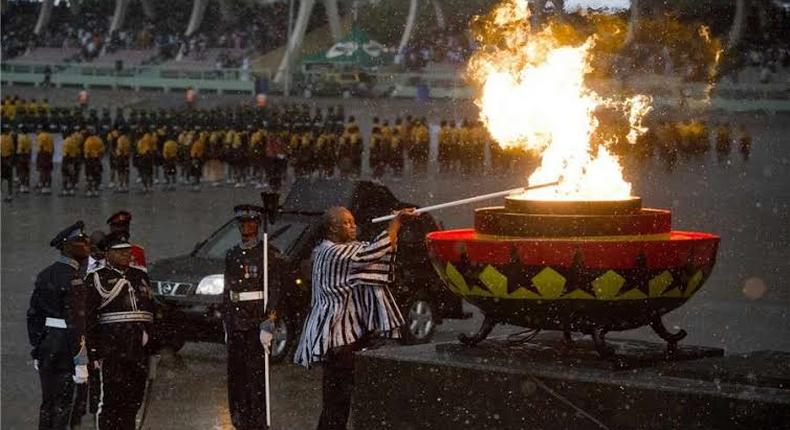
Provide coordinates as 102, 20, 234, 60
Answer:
162, 138, 179, 190
35, 126, 55, 194
223, 205, 284, 430
15, 127, 32, 193
135, 132, 156, 193
61, 134, 81, 196
295, 206, 416, 430
190, 131, 206, 191
1, 124, 15, 200
85, 232, 156, 429
83, 133, 105, 197
113, 133, 132, 193
27, 221, 90, 429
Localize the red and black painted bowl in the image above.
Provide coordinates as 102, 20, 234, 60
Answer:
425, 203, 719, 334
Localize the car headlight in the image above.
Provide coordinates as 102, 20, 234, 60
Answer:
196, 274, 225, 295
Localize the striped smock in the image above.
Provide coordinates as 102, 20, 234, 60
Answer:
294, 231, 404, 367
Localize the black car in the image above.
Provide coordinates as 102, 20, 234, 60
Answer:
149, 179, 465, 362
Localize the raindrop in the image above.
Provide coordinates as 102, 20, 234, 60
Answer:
742, 277, 767, 300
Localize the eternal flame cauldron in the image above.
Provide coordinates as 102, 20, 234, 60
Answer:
426, 196, 719, 357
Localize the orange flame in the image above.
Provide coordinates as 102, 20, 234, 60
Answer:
468, 0, 652, 201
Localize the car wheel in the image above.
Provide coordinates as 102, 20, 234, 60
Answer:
401, 297, 436, 344
268, 317, 292, 363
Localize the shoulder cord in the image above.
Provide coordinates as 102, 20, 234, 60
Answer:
93, 273, 132, 310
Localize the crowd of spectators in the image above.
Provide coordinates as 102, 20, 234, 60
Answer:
401, 27, 476, 71
1, 0, 322, 68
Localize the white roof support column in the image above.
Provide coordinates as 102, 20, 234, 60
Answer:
109, 0, 130, 33
185, 0, 210, 37
141, 0, 157, 21
395, 0, 418, 65
324, 0, 342, 43
33, 0, 54, 36
431, 0, 445, 30
274, 0, 317, 84
219, 0, 237, 25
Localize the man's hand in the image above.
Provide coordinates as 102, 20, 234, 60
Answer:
33, 359, 39, 371
259, 320, 275, 354
94, 360, 102, 370
73, 364, 89, 384
142, 330, 149, 347
389, 207, 418, 246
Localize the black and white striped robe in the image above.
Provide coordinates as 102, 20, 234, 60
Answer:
295, 231, 404, 367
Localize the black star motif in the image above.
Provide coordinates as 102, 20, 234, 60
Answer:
675, 247, 700, 295
498, 246, 542, 296
617, 251, 652, 297
456, 250, 488, 293
554, 249, 600, 297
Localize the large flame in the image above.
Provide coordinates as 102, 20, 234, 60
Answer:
468, 0, 652, 201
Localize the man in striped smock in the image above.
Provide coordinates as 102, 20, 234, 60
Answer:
295, 206, 416, 430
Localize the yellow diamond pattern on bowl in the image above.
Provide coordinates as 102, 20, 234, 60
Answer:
531, 267, 566, 299
592, 270, 625, 299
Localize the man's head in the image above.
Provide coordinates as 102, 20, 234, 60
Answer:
89, 230, 106, 260
325, 207, 356, 243
52, 221, 90, 260
234, 204, 263, 240
103, 232, 132, 269
106, 210, 132, 236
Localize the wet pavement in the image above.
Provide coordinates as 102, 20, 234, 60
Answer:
2, 108, 789, 429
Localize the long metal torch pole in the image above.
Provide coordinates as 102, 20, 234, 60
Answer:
263, 215, 271, 427
371, 180, 560, 223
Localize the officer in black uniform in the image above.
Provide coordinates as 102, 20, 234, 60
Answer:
224, 205, 284, 430
27, 221, 91, 430
85, 232, 156, 430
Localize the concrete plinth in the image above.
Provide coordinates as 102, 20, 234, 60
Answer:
352, 335, 790, 429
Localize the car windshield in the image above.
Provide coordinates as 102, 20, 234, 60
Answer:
195, 219, 309, 259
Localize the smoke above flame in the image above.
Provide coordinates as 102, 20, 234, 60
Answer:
467, 0, 653, 201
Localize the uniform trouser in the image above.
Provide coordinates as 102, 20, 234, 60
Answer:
227, 329, 269, 430
38, 362, 78, 430
95, 357, 146, 430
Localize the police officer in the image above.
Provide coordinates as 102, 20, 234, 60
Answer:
27, 221, 90, 430
224, 205, 284, 430
85, 232, 156, 429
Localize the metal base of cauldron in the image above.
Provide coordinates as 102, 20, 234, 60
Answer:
459, 314, 688, 362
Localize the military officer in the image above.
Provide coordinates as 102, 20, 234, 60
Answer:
106, 210, 147, 273
27, 221, 91, 430
85, 232, 156, 429
224, 205, 284, 430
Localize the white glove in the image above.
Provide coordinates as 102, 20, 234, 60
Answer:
259, 329, 273, 354
259, 320, 275, 354
142, 330, 149, 347
33, 359, 39, 371
73, 364, 89, 384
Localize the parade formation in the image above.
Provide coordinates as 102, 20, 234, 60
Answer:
0, 94, 755, 203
